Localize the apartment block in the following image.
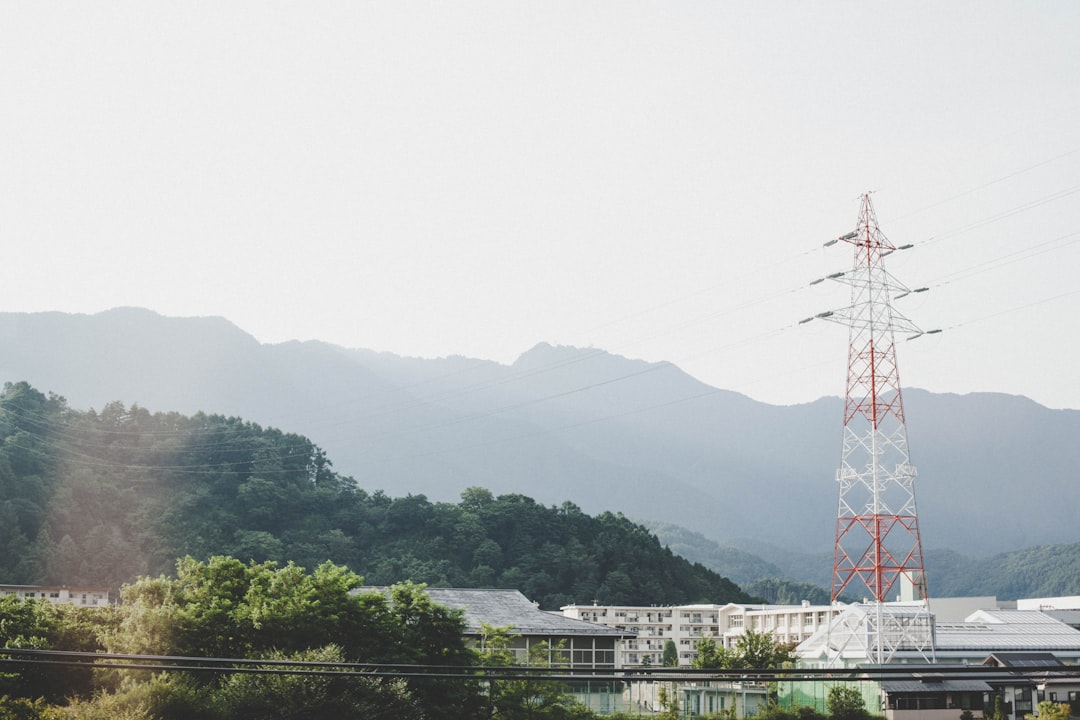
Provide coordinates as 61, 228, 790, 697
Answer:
562, 601, 840, 667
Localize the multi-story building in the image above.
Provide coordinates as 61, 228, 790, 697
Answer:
562, 601, 842, 667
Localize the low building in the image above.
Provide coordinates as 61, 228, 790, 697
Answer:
982, 652, 1080, 720
0, 584, 111, 607
786, 604, 1080, 719
358, 587, 636, 715
795, 605, 1080, 669
880, 669, 994, 720
417, 588, 631, 670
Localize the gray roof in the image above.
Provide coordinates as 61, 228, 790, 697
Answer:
882, 678, 994, 694
1042, 610, 1080, 628
357, 587, 630, 637
982, 652, 1065, 668
936, 610, 1080, 652
797, 605, 1080, 661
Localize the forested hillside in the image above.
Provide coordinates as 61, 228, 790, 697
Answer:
925, 544, 1080, 600
0, 381, 753, 608
5, 309, 1080, 559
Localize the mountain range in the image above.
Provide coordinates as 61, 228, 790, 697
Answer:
2, 307, 1077, 575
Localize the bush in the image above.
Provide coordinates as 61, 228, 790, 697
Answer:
827, 686, 869, 720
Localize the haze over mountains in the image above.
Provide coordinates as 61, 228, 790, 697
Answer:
2, 308, 1077, 565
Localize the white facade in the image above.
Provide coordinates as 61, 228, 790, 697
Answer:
739, 602, 841, 649
0, 584, 111, 608
1017, 596, 1080, 611
562, 601, 843, 667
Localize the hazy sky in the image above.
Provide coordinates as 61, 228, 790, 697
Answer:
3, 2, 1078, 409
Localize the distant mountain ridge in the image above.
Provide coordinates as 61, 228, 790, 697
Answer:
2, 308, 1078, 567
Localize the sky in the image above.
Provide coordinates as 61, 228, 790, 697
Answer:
3, 2, 1079, 409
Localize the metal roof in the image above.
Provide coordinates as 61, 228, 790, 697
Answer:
881, 678, 994, 694
357, 587, 630, 637
1043, 610, 1080, 628
797, 605, 1080, 660
936, 610, 1080, 652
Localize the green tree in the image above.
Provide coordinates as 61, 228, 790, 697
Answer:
1025, 701, 1070, 720
985, 695, 1007, 720
475, 624, 591, 720
108, 557, 477, 720
0, 595, 109, 705
0, 696, 52, 720
657, 683, 680, 720
733, 629, 795, 669
827, 685, 869, 720
213, 645, 421, 720
692, 635, 734, 669
662, 639, 679, 667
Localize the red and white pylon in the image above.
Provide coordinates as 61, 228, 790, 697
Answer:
816, 193, 934, 664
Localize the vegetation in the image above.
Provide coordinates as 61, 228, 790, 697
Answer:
0, 381, 753, 608
643, 522, 786, 587
826, 686, 869, 720
692, 629, 795, 670
745, 578, 831, 606
0, 380, 759, 717
0, 557, 603, 719
1025, 702, 1070, 720
645, 524, 847, 604
926, 545, 1080, 599
984, 694, 1007, 720
475, 624, 593, 720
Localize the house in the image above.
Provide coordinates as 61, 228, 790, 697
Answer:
879, 669, 994, 720
982, 652, 1080, 720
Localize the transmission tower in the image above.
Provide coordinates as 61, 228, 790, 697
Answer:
816, 193, 934, 664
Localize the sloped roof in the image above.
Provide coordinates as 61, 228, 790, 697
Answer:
937, 610, 1080, 651
797, 605, 1080, 661
1042, 610, 1080, 629
881, 678, 994, 694
795, 603, 929, 659
982, 652, 1064, 668
357, 587, 629, 637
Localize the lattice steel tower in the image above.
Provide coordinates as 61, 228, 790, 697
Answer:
822, 193, 933, 664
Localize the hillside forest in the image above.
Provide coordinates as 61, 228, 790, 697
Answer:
0, 381, 752, 609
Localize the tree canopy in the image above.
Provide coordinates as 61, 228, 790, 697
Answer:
692, 629, 795, 670
0, 381, 753, 608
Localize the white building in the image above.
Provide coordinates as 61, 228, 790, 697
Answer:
0, 584, 111, 607
787, 603, 1080, 720
562, 601, 843, 667
796, 604, 1080, 668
